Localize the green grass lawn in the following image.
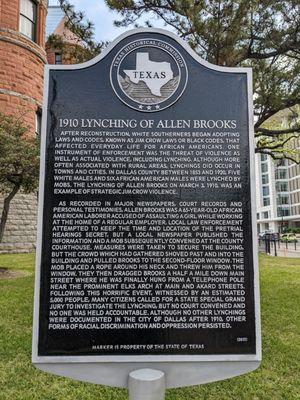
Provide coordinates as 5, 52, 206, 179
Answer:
0, 253, 299, 399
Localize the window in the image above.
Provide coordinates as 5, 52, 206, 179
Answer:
276, 159, 287, 167
263, 197, 270, 206
261, 163, 268, 173
20, 0, 37, 41
275, 169, 287, 180
55, 53, 62, 65
262, 174, 269, 184
276, 182, 288, 192
35, 109, 42, 136
277, 194, 289, 205
278, 207, 290, 217
262, 186, 269, 196
263, 211, 269, 219
261, 154, 268, 162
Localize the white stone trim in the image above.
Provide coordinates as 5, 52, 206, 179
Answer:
0, 88, 41, 107
0, 30, 47, 63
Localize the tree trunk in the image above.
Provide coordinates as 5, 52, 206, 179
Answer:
0, 184, 20, 243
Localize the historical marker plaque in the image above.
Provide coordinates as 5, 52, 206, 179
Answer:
33, 29, 261, 388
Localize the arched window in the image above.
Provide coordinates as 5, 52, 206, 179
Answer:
20, 0, 37, 42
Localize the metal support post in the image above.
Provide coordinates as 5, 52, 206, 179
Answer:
128, 369, 165, 400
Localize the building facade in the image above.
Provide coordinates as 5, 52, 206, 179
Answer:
0, 0, 47, 252
46, 4, 84, 65
256, 139, 300, 234
0, 0, 47, 130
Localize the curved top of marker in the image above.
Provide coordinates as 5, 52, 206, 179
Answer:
46, 27, 252, 75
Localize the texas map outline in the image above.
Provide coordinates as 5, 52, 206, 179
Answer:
123, 52, 174, 97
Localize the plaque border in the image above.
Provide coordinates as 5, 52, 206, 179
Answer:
32, 28, 261, 387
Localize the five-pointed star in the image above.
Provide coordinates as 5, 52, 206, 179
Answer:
155, 105, 160, 109
138, 104, 143, 109
147, 106, 152, 110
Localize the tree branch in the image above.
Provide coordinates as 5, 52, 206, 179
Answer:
255, 98, 300, 129
255, 126, 300, 137
247, 41, 299, 60
255, 148, 299, 164
257, 135, 298, 151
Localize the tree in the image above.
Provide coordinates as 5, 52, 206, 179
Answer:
58, 0, 300, 163
47, 0, 106, 63
0, 113, 40, 242
105, 0, 300, 163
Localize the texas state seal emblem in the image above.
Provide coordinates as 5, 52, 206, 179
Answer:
110, 38, 188, 112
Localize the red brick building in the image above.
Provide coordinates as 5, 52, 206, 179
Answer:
0, 0, 48, 133
45, 4, 83, 65
0, 0, 48, 252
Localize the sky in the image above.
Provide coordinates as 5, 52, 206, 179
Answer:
48, 0, 168, 42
